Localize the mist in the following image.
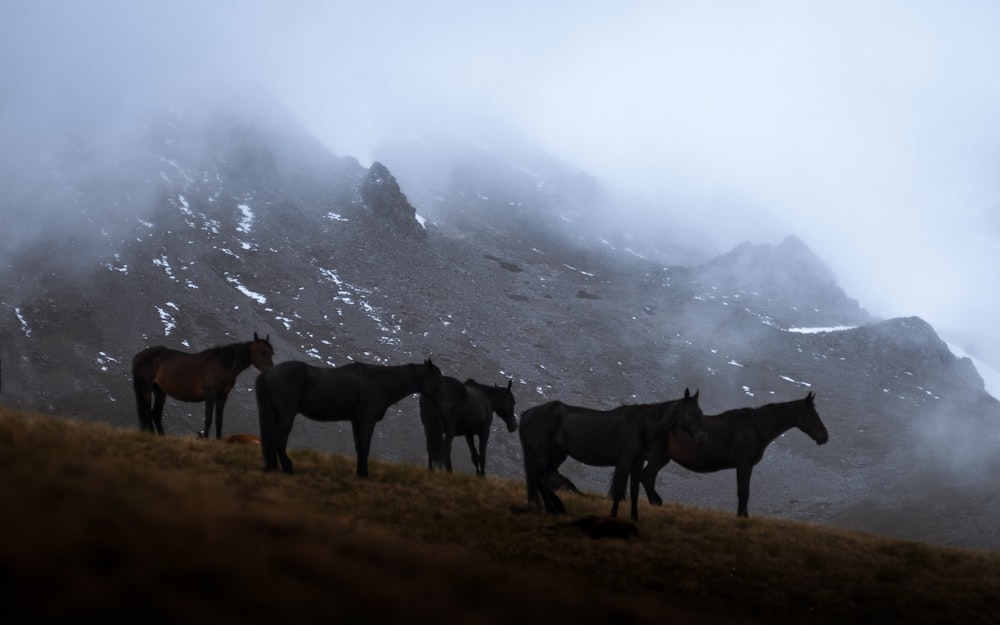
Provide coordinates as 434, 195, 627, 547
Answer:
3, 1, 1000, 366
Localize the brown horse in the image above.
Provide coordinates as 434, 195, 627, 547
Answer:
640, 391, 828, 517
132, 333, 274, 438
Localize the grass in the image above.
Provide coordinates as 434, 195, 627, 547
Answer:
1, 405, 999, 624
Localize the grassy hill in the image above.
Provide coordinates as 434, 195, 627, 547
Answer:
1, 406, 998, 625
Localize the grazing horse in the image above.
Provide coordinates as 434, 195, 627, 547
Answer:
254, 358, 446, 477
419, 377, 517, 476
639, 391, 828, 517
132, 333, 274, 438
519, 389, 705, 521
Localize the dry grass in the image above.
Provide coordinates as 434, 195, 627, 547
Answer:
1, 406, 998, 625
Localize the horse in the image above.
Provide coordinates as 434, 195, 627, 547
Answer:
419, 377, 517, 476
638, 391, 828, 517
254, 358, 446, 477
518, 388, 706, 522
132, 333, 274, 438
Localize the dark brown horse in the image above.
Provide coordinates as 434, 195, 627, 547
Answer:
254, 358, 446, 477
639, 391, 828, 517
132, 333, 274, 438
519, 389, 705, 521
419, 377, 517, 476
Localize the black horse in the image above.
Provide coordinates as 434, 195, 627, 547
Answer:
518, 388, 706, 521
254, 358, 446, 477
132, 333, 274, 438
419, 377, 517, 476
639, 391, 828, 517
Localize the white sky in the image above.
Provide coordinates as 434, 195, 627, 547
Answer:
3, 1, 1000, 364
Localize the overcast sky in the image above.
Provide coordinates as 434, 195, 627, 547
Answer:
3, 1, 1000, 364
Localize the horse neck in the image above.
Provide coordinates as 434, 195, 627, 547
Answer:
371, 363, 427, 402
637, 403, 673, 438
749, 402, 800, 444
468, 382, 504, 412
216, 342, 253, 373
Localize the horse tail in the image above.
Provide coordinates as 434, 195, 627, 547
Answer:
518, 402, 556, 510
255, 369, 279, 470
418, 392, 446, 470
131, 347, 161, 432
132, 373, 150, 431
518, 416, 541, 509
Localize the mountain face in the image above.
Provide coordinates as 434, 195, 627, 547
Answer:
2, 107, 999, 551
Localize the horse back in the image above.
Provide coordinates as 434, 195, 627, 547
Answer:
666, 409, 757, 472
132, 345, 173, 375
517, 401, 564, 445
294, 363, 373, 421
555, 405, 642, 467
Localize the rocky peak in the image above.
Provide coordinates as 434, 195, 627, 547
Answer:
693, 235, 871, 327
358, 161, 425, 237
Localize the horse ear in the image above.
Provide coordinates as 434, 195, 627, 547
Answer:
254, 332, 260, 341
507, 379, 512, 390
684, 387, 691, 399
806, 391, 815, 402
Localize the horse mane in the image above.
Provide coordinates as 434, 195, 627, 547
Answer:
205, 341, 251, 369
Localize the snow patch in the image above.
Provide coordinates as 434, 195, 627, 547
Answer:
785, 325, 857, 334
779, 374, 812, 387
156, 305, 176, 335
947, 342, 1000, 399
225, 274, 267, 304
14, 308, 31, 337
236, 203, 254, 233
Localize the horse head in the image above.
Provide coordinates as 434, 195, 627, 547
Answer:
797, 391, 829, 445
677, 387, 708, 443
495, 379, 517, 432
250, 332, 275, 371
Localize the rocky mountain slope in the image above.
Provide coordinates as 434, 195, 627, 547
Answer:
2, 106, 998, 551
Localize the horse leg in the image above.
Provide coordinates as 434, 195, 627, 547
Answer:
629, 461, 644, 522
351, 417, 377, 478
465, 434, 483, 476
540, 447, 568, 515
201, 398, 215, 439
641, 438, 670, 505
151, 386, 167, 435
442, 427, 456, 473
214, 394, 228, 440
260, 428, 279, 473
608, 461, 632, 519
274, 412, 295, 474
736, 464, 753, 517
539, 485, 566, 515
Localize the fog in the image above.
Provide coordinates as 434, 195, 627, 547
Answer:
3, 1, 1000, 366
